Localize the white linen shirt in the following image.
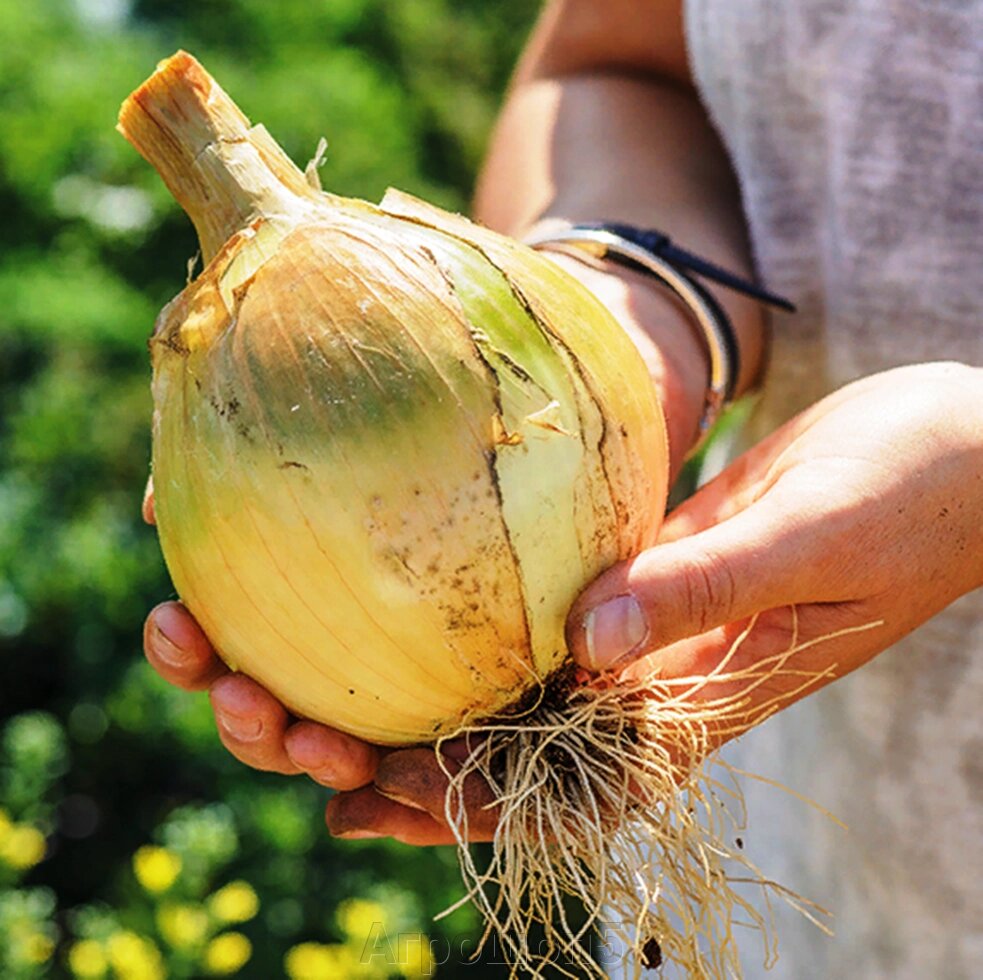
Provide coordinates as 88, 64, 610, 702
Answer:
684, 1, 983, 976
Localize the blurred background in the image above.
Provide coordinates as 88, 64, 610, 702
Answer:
0, 1, 540, 975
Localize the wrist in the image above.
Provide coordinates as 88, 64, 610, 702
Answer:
539, 251, 710, 475
525, 219, 782, 475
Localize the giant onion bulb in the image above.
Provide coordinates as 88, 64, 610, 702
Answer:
121, 53, 822, 979
120, 53, 667, 745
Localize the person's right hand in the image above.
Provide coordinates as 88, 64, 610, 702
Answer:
144, 597, 380, 790
145, 594, 500, 844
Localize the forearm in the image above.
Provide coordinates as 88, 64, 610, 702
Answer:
474, 4, 764, 465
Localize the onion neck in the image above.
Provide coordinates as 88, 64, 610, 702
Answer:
117, 51, 318, 263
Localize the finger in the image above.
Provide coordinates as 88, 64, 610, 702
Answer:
622, 600, 887, 743
284, 721, 380, 791
659, 458, 760, 544
439, 736, 484, 763
144, 602, 228, 691
374, 748, 500, 840
567, 490, 835, 671
142, 477, 155, 525
209, 674, 301, 775
326, 787, 468, 846
659, 389, 869, 545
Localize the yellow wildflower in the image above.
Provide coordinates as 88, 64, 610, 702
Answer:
203, 932, 252, 974
106, 930, 165, 980
285, 941, 332, 979
157, 902, 209, 950
285, 941, 368, 979
336, 898, 387, 941
68, 939, 108, 978
132, 845, 181, 893
208, 880, 259, 923
0, 806, 11, 839
19, 931, 55, 965
1, 824, 47, 869
396, 934, 435, 979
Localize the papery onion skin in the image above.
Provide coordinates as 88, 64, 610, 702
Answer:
122, 53, 669, 745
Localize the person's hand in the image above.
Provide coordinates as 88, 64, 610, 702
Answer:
563, 362, 983, 725
144, 589, 489, 843
143, 596, 380, 786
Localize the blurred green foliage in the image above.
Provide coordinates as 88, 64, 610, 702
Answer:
0, 1, 539, 975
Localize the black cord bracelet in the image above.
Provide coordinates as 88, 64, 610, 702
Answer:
575, 222, 796, 313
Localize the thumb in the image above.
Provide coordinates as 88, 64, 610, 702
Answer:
567, 501, 823, 671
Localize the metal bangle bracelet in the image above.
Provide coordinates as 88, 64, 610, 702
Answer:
525, 226, 739, 453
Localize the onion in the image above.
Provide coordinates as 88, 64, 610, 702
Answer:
120, 53, 826, 978
120, 52, 667, 745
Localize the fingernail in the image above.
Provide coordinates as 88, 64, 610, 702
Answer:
219, 714, 263, 742
335, 830, 384, 840
149, 614, 186, 669
375, 790, 428, 812
308, 766, 339, 787
583, 594, 648, 669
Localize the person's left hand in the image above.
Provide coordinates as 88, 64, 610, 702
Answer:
333, 361, 983, 842
564, 360, 983, 704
